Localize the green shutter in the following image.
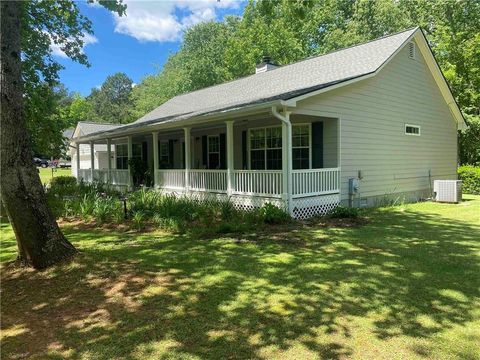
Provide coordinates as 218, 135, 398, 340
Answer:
219, 133, 226, 169
202, 135, 208, 168
312, 122, 323, 168
242, 130, 247, 169
168, 139, 174, 168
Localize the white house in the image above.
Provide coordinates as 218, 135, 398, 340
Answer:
70, 28, 465, 219
70, 122, 121, 178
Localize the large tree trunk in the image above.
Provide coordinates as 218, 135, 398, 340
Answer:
0, 1, 76, 269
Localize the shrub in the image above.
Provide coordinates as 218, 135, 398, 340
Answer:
458, 165, 480, 195
259, 203, 290, 224
50, 176, 77, 188
92, 196, 121, 224
327, 206, 359, 218
131, 211, 146, 230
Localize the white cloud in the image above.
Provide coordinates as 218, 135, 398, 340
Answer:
50, 32, 99, 58
113, 0, 240, 42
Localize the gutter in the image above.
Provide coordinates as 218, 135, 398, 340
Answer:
271, 106, 293, 215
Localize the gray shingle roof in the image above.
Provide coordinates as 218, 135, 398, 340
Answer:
134, 27, 417, 125
77, 122, 122, 136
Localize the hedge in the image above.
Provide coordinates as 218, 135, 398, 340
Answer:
458, 166, 480, 195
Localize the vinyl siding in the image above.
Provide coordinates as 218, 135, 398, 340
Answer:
297, 40, 458, 202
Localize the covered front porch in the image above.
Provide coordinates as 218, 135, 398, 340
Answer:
73, 110, 341, 218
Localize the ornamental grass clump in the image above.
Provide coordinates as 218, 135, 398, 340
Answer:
46, 183, 292, 233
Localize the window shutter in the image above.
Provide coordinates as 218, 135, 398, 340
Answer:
202, 135, 208, 168
219, 133, 226, 169
168, 139, 174, 168
242, 130, 247, 169
312, 122, 323, 168
182, 142, 185, 169
142, 141, 148, 162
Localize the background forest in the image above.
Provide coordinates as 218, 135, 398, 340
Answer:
33, 0, 479, 164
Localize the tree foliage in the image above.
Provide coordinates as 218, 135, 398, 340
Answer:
87, 72, 135, 124
20, 0, 126, 157
129, 0, 479, 163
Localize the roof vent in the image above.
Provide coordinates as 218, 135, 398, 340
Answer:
408, 42, 416, 59
255, 56, 278, 74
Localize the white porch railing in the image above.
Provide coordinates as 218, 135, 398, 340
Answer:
156, 169, 185, 190
77, 169, 92, 183
189, 169, 227, 193
110, 169, 129, 186
78, 169, 129, 186
78, 168, 340, 198
233, 170, 283, 197
93, 169, 109, 183
292, 167, 340, 198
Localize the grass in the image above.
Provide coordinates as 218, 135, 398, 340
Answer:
1, 196, 479, 359
38, 167, 71, 184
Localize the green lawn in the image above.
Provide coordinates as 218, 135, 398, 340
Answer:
38, 167, 71, 184
1, 197, 479, 359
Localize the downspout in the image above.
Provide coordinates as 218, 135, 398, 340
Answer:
272, 106, 293, 215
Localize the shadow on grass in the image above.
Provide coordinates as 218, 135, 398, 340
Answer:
1, 206, 479, 359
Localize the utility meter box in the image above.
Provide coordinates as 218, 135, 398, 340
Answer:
349, 178, 360, 195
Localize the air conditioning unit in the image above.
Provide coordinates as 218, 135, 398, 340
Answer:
433, 180, 462, 203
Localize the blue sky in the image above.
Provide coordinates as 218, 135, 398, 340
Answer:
54, 1, 245, 95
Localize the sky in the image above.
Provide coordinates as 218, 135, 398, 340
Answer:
54, 0, 245, 96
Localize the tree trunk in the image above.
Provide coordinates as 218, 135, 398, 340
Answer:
0, 1, 76, 269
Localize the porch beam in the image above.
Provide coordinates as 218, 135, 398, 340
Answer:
89, 141, 94, 182
225, 120, 235, 196
127, 135, 133, 190
107, 138, 112, 184
184, 127, 191, 191
152, 131, 159, 188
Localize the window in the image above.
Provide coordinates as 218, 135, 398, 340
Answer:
208, 135, 220, 169
159, 141, 169, 168
249, 127, 282, 170
249, 124, 311, 170
116, 143, 143, 169
116, 144, 128, 169
292, 124, 310, 169
405, 124, 421, 136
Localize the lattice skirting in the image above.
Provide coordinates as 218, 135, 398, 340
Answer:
157, 189, 339, 219
158, 189, 286, 212
291, 194, 340, 219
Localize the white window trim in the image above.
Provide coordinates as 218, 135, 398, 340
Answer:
292, 123, 312, 170
159, 140, 170, 165
247, 123, 312, 170
115, 144, 128, 169
405, 124, 421, 136
207, 135, 220, 169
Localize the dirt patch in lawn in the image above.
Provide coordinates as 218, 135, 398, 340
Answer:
304, 216, 370, 228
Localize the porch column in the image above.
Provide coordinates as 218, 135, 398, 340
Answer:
152, 131, 159, 188
76, 143, 81, 180
90, 141, 94, 182
107, 138, 112, 184
184, 127, 191, 191
127, 135, 133, 190
281, 112, 293, 214
225, 120, 235, 196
